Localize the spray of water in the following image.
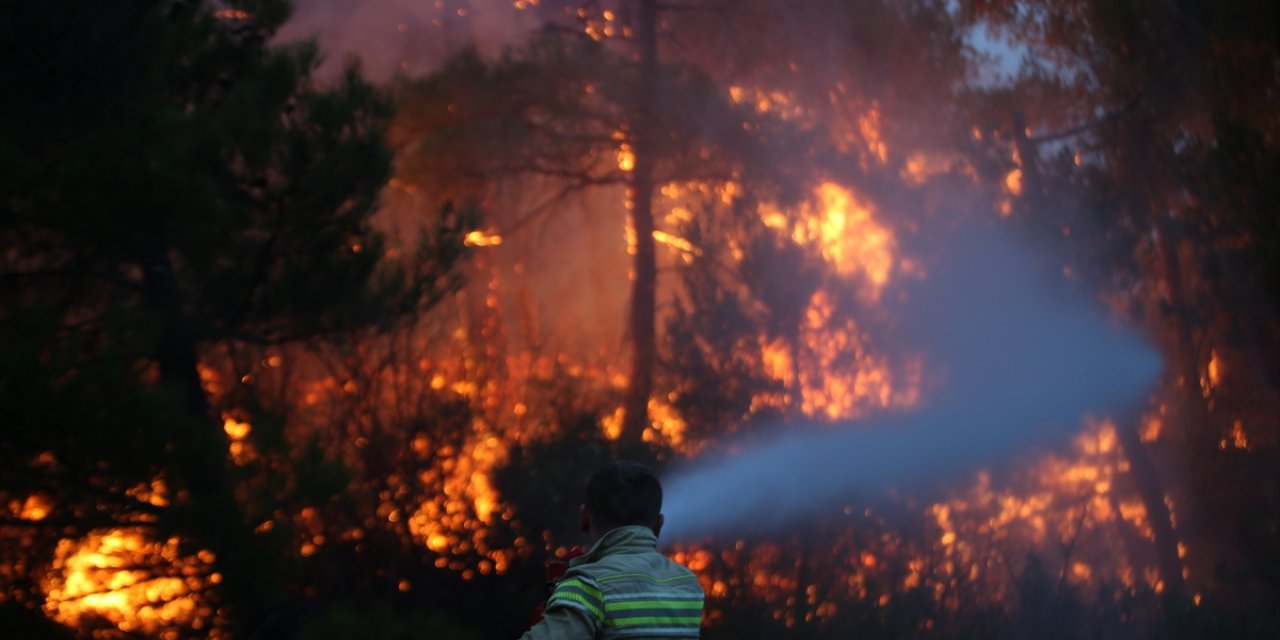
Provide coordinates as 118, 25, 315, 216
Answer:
659, 225, 1162, 541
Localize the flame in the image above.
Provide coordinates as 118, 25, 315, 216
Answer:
901, 152, 957, 185
653, 229, 700, 260
655, 178, 913, 424
222, 417, 251, 441
771, 290, 919, 420
1202, 350, 1222, 397
464, 229, 504, 247
641, 397, 691, 450
616, 144, 636, 173
222, 415, 254, 465
599, 397, 692, 451
24, 58, 1221, 638
1004, 168, 1023, 195
42, 529, 216, 637
125, 479, 171, 509
1220, 420, 1249, 450
15, 494, 52, 521
675, 419, 1184, 626
760, 182, 895, 299
600, 407, 625, 441
727, 85, 808, 120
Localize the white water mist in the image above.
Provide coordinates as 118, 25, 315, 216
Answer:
660, 225, 1162, 541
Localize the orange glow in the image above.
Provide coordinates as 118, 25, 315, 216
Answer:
858, 107, 889, 164
213, 9, 251, 21
641, 398, 692, 450
125, 479, 170, 509
1004, 168, 1023, 195
464, 229, 504, 247
599, 397, 692, 450
997, 198, 1014, 217
221, 415, 253, 465
924, 420, 1174, 598
1141, 414, 1163, 442
901, 152, 956, 184
726, 85, 807, 120
616, 144, 636, 172
43, 529, 215, 637
1220, 420, 1249, 450
31, 64, 1211, 639
403, 416, 520, 575
1202, 350, 1222, 397
16, 493, 52, 521
653, 229, 700, 260
600, 407, 625, 441
760, 182, 895, 299
222, 416, 251, 441
677, 418, 1185, 626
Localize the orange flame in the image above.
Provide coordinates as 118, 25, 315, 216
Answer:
43, 529, 217, 637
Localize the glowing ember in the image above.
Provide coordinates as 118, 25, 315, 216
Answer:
213, 9, 251, 21
857, 107, 889, 164
653, 229, 700, 260
1220, 420, 1249, 450
616, 143, 636, 173
1004, 168, 1023, 195
15, 494, 52, 521
464, 229, 504, 247
222, 415, 254, 465
1202, 350, 1223, 397
222, 417, 251, 441
900, 152, 959, 185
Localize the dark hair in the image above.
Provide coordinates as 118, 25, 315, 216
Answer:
586, 460, 663, 529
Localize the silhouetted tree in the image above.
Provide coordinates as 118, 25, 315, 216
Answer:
0, 1, 466, 636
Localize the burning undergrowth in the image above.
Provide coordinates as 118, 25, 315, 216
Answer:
4, 1, 1275, 639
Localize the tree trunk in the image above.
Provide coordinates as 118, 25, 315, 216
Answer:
1112, 417, 1185, 601
140, 248, 279, 636
620, 0, 659, 446
1155, 217, 1214, 436
1011, 109, 1042, 200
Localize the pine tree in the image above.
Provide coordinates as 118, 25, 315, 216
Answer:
0, 1, 465, 636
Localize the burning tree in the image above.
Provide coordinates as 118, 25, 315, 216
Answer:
1, 1, 466, 637
964, 0, 1280, 631
2, 0, 1277, 638
391, 1, 822, 448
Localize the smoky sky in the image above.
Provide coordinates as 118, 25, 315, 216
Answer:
659, 224, 1162, 542
279, 0, 545, 79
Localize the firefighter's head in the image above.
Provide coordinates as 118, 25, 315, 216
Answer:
581, 460, 664, 539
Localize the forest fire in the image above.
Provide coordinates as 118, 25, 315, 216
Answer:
42, 530, 217, 638
28, 86, 1154, 640
3, 1, 1276, 639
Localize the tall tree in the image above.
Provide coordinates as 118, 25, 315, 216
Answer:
392, 16, 806, 447
965, 0, 1280, 628
0, 1, 465, 636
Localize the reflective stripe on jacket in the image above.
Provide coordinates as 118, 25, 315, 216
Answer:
520, 525, 704, 639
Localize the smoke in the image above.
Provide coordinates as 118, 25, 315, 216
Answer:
278, 0, 545, 80
659, 224, 1162, 541
276, 0, 1162, 543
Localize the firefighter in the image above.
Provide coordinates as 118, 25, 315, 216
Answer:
519, 460, 704, 639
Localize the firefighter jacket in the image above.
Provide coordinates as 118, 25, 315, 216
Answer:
519, 525, 704, 639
